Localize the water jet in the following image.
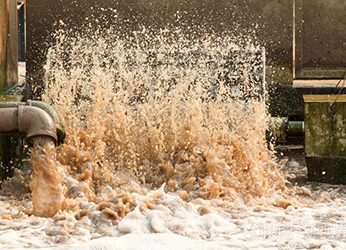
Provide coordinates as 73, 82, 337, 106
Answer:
0, 0, 67, 217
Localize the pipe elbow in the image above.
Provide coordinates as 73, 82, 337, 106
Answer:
26, 100, 66, 145
18, 106, 57, 143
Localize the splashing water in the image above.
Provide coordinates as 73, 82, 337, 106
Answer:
37, 27, 295, 219
2, 24, 346, 250
29, 137, 67, 217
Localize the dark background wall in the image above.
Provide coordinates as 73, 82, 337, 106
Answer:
295, 0, 346, 78
26, 0, 346, 117
26, 0, 293, 91
301, 0, 346, 69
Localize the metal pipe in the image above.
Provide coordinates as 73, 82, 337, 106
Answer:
0, 99, 66, 144
0, 105, 57, 143
0, 107, 18, 133
287, 120, 304, 137
27, 100, 66, 144
268, 117, 304, 141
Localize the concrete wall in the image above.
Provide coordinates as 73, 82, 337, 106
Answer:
26, 0, 294, 96
25, 0, 346, 113
295, 0, 346, 78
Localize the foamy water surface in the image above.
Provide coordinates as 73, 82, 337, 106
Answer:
1, 26, 346, 249
1, 175, 346, 250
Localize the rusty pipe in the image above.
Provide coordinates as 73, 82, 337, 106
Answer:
0, 105, 57, 143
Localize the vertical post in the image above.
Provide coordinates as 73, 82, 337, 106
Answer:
294, 0, 304, 79
0, 0, 18, 93
17, 2, 25, 62
8, 0, 18, 86
292, 0, 296, 80
0, 0, 9, 92
0, 0, 19, 181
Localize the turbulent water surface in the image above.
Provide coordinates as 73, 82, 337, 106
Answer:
1, 26, 346, 250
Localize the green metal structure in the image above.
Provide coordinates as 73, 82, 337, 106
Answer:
304, 94, 346, 184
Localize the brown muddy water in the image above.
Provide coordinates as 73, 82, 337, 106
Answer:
1, 27, 346, 250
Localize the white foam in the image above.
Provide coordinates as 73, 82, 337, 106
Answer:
74, 234, 232, 250
1, 187, 346, 250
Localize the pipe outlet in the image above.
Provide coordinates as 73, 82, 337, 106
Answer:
0, 106, 57, 143
18, 105, 57, 143
0, 99, 66, 145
